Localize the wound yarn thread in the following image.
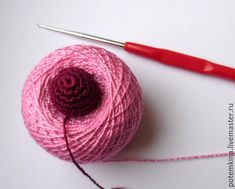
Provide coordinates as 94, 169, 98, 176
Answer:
21, 44, 230, 189
22, 45, 144, 188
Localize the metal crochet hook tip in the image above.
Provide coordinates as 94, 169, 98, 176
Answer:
37, 24, 124, 47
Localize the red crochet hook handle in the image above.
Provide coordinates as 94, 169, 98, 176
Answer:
124, 42, 235, 81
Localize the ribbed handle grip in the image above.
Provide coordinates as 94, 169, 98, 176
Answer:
124, 42, 235, 81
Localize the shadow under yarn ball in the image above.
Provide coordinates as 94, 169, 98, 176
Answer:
22, 45, 144, 163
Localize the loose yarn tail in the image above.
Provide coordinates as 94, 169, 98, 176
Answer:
64, 113, 232, 189
106, 152, 235, 163
63, 116, 105, 189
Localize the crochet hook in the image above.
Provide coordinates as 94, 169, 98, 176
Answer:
38, 24, 235, 81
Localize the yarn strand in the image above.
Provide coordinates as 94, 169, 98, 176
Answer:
105, 152, 235, 163
63, 116, 105, 189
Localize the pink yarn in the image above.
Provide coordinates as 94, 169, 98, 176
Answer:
21, 45, 144, 164
107, 152, 234, 163
21, 44, 232, 188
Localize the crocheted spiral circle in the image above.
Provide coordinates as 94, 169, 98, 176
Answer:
22, 45, 143, 163
48, 67, 102, 117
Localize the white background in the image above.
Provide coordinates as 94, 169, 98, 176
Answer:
1, 0, 235, 188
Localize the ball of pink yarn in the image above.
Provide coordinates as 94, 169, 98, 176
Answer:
21, 45, 143, 163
